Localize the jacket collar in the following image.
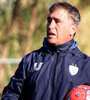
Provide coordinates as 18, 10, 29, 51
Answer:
43, 37, 78, 54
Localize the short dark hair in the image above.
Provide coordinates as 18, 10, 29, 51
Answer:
49, 2, 81, 26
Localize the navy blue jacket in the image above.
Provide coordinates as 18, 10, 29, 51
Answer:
1, 38, 90, 100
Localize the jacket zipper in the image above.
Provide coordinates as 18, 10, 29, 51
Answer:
51, 48, 60, 100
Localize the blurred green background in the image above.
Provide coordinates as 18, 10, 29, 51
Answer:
0, 0, 90, 98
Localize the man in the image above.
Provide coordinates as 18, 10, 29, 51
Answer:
1, 2, 90, 100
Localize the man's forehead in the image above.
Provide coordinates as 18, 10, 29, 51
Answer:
49, 8, 68, 15
48, 9, 69, 19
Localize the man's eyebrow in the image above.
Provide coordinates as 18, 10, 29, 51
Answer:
47, 16, 61, 20
47, 16, 63, 23
53, 17, 60, 20
47, 16, 58, 20
53, 17, 63, 22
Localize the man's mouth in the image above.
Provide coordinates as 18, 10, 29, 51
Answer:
48, 32, 56, 39
48, 30, 56, 36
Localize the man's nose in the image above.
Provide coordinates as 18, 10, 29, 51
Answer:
48, 20, 55, 29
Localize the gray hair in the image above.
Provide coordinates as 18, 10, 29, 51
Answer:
49, 2, 81, 26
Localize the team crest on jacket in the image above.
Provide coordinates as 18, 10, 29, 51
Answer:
69, 64, 79, 75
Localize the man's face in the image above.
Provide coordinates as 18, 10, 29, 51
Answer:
47, 8, 76, 45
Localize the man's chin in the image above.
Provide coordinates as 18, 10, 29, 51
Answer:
47, 39, 57, 45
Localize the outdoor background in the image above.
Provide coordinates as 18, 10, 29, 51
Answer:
0, 0, 90, 98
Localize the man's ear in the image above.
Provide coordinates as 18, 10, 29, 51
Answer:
70, 24, 77, 36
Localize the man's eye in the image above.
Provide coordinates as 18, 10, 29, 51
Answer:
55, 19, 60, 23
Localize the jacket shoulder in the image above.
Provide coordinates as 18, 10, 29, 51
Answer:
22, 47, 44, 63
74, 48, 89, 59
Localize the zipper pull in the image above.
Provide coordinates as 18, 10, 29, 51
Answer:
57, 47, 60, 53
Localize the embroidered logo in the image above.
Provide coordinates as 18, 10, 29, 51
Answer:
69, 64, 79, 75
34, 62, 43, 71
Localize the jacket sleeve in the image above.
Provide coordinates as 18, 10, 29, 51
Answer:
1, 58, 28, 100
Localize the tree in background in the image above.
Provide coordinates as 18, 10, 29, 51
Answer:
0, 0, 90, 58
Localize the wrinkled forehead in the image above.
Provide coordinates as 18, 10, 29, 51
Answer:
48, 8, 70, 19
